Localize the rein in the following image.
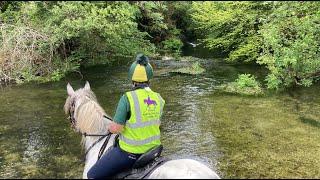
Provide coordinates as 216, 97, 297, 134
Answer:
83, 132, 112, 160
82, 114, 114, 160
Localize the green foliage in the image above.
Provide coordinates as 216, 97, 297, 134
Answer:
170, 2, 195, 40
2, 1, 319, 91
135, 2, 185, 56
190, 2, 273, 62
0, 1, 193, 84
161, 37, 183, 56
0, 23, 55, 83
258, 2, 320, 89
50, 69, 64, 82
136, 1, 168, 37
190, 1, 320, 90
223, 74, 263, 96
0, 1, 156, 83
235, 74, 261, 88
264, 74, 282, 90
45, 1, 155, 60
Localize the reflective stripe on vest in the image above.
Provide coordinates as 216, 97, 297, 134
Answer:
119, 89, 164, 153
130, 90, 142, 122
119, 134, 161, 146
126, 119, 161, 128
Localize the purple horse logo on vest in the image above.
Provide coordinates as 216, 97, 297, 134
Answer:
144, 96, 157, 109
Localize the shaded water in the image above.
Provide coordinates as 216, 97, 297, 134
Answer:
1, 48, 320, 178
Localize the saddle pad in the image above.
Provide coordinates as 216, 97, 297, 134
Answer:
113, 157, 170, 179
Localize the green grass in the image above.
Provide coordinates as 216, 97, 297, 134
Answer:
205, 95, 320, 178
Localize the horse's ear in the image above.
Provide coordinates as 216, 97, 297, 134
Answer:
84, 81, 91, 90
67, 83, 75, 96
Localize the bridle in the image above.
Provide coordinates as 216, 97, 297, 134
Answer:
68, 97, 77, 128
67, 96, 113, 161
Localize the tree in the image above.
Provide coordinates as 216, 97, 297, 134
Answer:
258, 2, 320, 89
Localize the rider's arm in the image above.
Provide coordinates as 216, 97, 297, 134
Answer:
108, 94, 130, 134
109, 122, 124, 133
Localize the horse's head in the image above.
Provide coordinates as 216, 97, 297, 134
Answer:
64, 81, 109, 135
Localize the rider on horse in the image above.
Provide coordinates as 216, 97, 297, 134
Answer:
87, 53, 165, 179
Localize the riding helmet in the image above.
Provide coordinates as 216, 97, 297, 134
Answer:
128, 53, 153, 82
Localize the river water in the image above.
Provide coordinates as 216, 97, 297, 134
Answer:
1, 46, 319, 178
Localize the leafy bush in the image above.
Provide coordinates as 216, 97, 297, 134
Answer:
0, 1, 194, 84
190, 1, 273, 62
0, 1, 156, 83
235, 74, 261, 88
190, 1, 320, 90
258, 2, 320, 89
223, 74, 263, 95
161, 37, 183, 56
0, 23, 55, 83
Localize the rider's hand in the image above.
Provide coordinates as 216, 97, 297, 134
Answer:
108, 121, 124, 134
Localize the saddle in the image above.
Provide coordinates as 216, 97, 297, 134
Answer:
111, 136, 169, 179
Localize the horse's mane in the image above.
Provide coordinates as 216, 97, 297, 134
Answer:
64, 88, 111, 143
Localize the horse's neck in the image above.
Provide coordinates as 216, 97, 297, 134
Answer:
83, 134, 116, 178
81, 111, 113, 158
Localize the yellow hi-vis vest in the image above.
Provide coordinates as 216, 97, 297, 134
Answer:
119, 88, 165, 154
